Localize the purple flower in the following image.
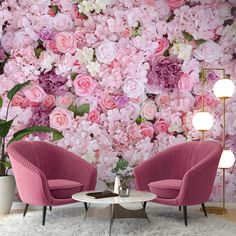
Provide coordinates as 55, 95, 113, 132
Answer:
39, 71, 67, 96
0, 48, 6, 62
147, 56, 182, 91
113, 95, 129, 108
206, 71, 219, 84
39, 27, 53, 41
28, 106, 52, 127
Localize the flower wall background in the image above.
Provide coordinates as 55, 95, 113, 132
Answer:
0, 0, 236, 201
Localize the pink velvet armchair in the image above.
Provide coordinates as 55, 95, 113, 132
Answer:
7, 141, 97, 225
134, 141, 223, 225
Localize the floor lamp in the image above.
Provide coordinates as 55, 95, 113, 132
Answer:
192, 68, 214, 139
207, 74, 236, 214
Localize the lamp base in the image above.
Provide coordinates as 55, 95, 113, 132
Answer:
200, 206, 227, 215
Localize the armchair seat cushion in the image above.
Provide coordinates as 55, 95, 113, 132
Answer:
48, 179, 83, 199
148, 179, 182, 199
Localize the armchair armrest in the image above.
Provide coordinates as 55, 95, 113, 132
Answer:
134, 148, 173, 191
177, 152, 221, 205
9, 153, 54, 206
61, 149, 97, 191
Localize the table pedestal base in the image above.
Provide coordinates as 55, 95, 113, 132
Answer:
84, 203, 150, 236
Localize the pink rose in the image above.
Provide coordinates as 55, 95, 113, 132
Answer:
123, 79, 145, 98
46, 40, 60, 53
178, 73, 194, 92
154, 120, 169, 133
141, 100, 157, 120
196, 93, 218, 109
23, 85, 47, 102
140, 122, 154, 138
87, 110, 100, 123
73, 74, 96, 97
155, 94, 170, 107
11, 95, 26, 107
100, 94, 116, 111
49, 107, 73, 131
53, 13, 73, 31
57, 93, 73, 108
194, 40, 221, 63
166, 0, 185, 9
55, 32, 76, 53
42, 95, 55, 108
120, 28, 132, 38
95, 40, 117, 64
156, 38, 169, 55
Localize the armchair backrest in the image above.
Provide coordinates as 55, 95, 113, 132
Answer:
159, 141, 222, 180
7, 141, 67, 180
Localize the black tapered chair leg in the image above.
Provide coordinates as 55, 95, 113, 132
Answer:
23, 204, 29, 217
84, 202, 88, 212
201, 203, 207, 217
183, 206, 187, 226
42, 206, 47, 226
143, 202, 147, 209
179, 206, 181, 211
49, 206, 52, 211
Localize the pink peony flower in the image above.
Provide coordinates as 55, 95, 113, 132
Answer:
166, 0, 185, 9
55, 31, 76, 53
95, 40, 117, 64
141, 100, 157, 120
128, 123, 142, 142
156, 38, 169, 55
23, 85, 47, 103
49, 107, 73, 131
154, 120, 169, 133
140, 122, 154, 138
194, 40, 221, 63
178, 73, 194, 92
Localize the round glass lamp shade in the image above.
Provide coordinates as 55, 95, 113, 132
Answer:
213, 79, 235, 99
218, 148, 235, 169
192, 112, 214, 131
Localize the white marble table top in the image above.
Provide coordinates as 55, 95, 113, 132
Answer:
72, 190, 156, 204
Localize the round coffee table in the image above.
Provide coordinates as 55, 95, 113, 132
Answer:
72, 190, 156, 236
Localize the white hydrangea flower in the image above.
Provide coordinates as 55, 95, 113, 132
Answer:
76, 47, 94, 64
171, 42, 192, 60
87, 61, 101, 76
76, 0, 110, 16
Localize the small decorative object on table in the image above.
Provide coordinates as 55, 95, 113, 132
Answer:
111, 157, 133, 197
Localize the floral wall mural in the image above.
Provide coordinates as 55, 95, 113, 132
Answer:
0, 0, 236, 201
